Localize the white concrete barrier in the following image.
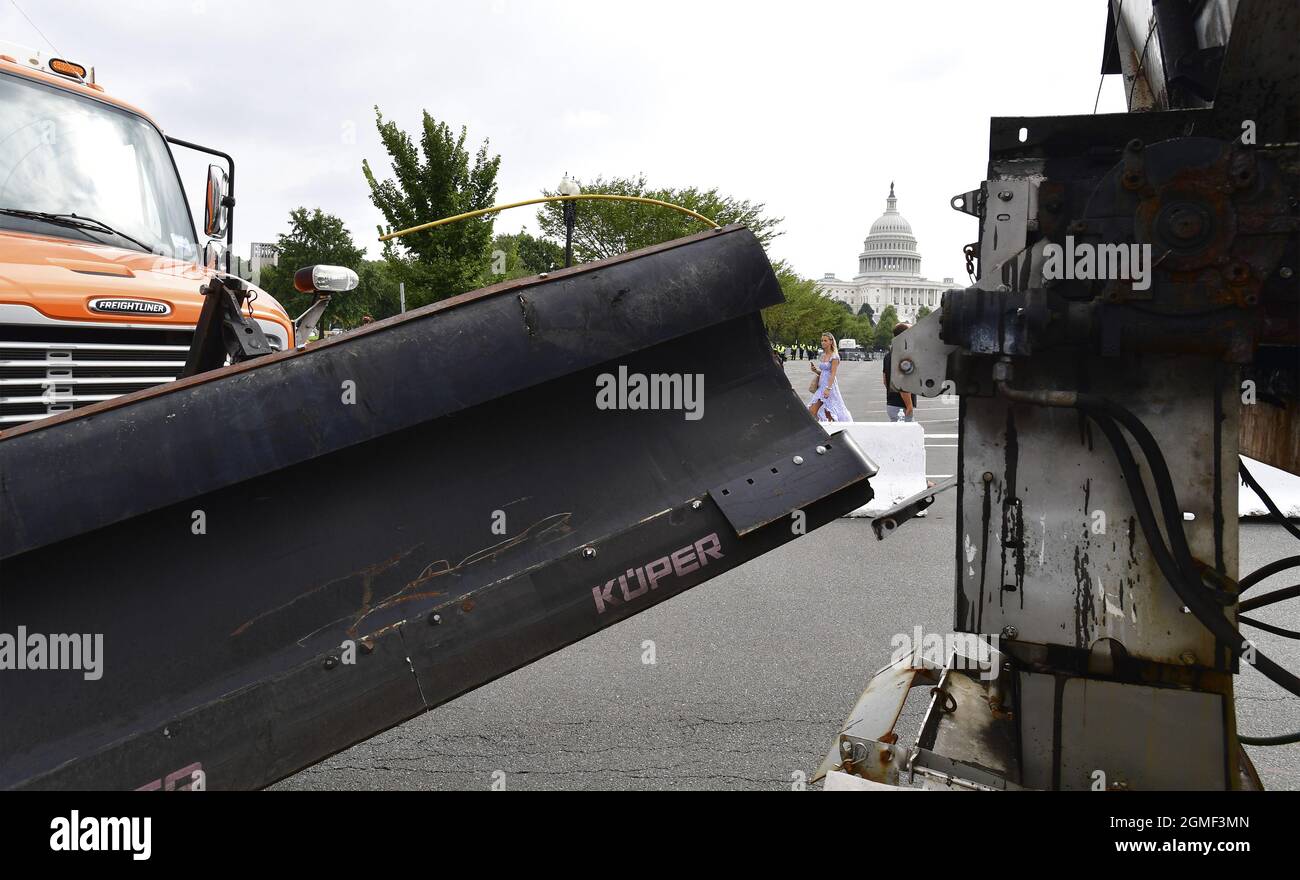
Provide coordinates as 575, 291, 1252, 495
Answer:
1240, 456, 1300, 518
821, 421, 927, 516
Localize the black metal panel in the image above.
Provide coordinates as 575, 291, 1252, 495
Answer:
709, 433, 874, 536
0, 230, 872, 789
0, 225, 781, 560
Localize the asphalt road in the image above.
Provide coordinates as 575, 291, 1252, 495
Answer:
278, 358, 1299, 791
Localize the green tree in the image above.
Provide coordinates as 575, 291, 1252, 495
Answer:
363, 107, 501, 307
916, 305, 932, 320
258, 207, 367, 329
536, 174, 782, 264
872, 305, 900, 351
477, 229, 565, 286
762, 261, 846, 345
857, 302, 874, 321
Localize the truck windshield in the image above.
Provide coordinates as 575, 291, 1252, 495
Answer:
0, 70, 197, 260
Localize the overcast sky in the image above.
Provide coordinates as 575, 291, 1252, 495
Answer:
2, 0, 1129, 282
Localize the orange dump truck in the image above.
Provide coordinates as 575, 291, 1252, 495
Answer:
0, 44, 294, 428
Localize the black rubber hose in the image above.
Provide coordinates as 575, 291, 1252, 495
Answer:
1240, 730, 1300, 747
1076, 394, 1203, 585
1239, 584, 1300, 614
1083, 412, 1300, 697
1239, 615, 1300, 640
1239, 556, 1300, 594
1093, 415, 1300, 695
1239, 459, 1300, 542
1087, 413, 1209, 611
997, 385, 1300, 698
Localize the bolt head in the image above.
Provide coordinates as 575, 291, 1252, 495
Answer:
816, 445, 827, 455
898, 358, 915, 375
582, 546, 596, 559
691, 499, 702, 509
1001, 625, 1019, 640
793, 455, 805, 465
841, 741, 853, 755
428, 612, 442, 626
1280, 267, 1294, 279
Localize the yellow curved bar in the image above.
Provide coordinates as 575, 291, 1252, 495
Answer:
377, 193, 720, 242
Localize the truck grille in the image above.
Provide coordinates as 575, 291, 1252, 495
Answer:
0, 325, 194, 426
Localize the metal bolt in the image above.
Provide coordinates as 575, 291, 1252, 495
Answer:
582, 546, 596, 559
816, 445, 827, 455
428, 612, 442, 626
1167, 206, 1205, 241
997, 190, 1013, 202
323, 655, 338, 670
1280, 267, 1294, 279
1001, 625, 1019, 640
793, 455, 805, 465
691, 499, 702, 509
982, 471, 994, 483
898, 358, 915, 375
1180, 651, 1197, 666
841, 741, 853, 755
163, 727, 172, 739
1002, 661, 1014, 672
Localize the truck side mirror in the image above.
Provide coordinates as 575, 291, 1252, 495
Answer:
204, 164, 229, 238
202, 239, 225, 271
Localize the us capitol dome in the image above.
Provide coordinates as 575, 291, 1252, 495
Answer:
816, 182, 954, 323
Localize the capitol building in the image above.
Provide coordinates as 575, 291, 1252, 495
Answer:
816, 183, 955, 324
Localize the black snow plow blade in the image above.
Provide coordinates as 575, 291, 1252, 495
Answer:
0, 226, 873, 790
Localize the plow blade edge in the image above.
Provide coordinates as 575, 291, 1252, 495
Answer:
0, 226, 873, 789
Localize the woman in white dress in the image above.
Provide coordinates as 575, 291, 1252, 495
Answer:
807, 332, 853, 422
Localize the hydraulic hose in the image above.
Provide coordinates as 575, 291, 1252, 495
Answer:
1239, 584, 1300, 614
997, 383, 1300, 698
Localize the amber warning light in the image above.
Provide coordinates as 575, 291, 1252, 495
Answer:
49, 58, 87, 80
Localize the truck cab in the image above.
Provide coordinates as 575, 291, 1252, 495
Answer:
0, 44, 294, 428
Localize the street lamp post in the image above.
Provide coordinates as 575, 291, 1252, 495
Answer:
558, 174, 580, 268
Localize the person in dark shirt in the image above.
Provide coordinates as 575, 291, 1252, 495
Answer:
881, 322, 916, 422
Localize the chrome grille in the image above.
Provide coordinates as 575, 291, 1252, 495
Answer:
0, 325, 192, 426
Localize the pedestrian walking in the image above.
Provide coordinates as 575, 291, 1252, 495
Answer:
882, 322, 917, 422
808, 332, 853, 422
